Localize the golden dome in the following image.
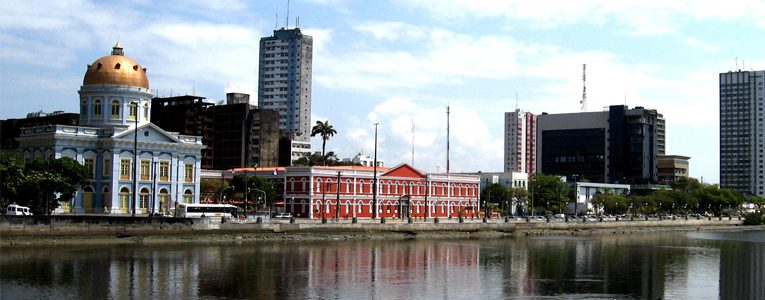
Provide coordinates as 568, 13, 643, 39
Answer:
83, 43, 149, 89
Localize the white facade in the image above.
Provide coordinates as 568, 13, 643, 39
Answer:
720, 70, 765, 197
504, 109, 536, 174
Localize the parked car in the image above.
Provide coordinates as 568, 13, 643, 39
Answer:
271, 212, 292, 218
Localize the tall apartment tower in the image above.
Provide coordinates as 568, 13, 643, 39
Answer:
720, 70, 765, 197
504, 109, 536, 174
258, 28, 313, 163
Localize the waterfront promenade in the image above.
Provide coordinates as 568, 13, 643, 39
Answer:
1, 214, 752, 246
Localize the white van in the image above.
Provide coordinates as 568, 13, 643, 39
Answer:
6, 204, 33, 216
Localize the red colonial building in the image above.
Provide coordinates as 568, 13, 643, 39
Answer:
229, 163, 481, 219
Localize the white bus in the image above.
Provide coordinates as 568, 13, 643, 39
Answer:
6, 204, 32, 216
175, 203, 238, 219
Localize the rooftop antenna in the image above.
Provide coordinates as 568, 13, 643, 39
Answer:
735, 57, 739, 70
275, 13, 278, 29
515, 92, 519, 111
285, 0, 290, 28
446, 105, 450, 175
297, 16, 300, 28
581, 64, 587, 112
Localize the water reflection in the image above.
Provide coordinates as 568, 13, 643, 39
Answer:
1, 230, 763, 299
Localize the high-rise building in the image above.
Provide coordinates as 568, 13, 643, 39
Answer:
719, 70, 765, 197
151, 94, 282, 170
504, 109, 536, 174
258, 28, 313, 163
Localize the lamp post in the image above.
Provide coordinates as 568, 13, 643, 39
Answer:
150, 160, 157, 215
252, 188, 266, 213
131, 101, 139, 217
571, 174, 579, 217
372, 123, 379, 219
335, 171, 341, 220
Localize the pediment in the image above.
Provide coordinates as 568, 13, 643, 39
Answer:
113, 123, 182, 144
381, 163, 427, 179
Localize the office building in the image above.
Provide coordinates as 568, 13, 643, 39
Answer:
657, 155, 690, 184
536, 105, 663, 184
1, 111, 79, 150
258, 28, 313, 163
719, 70, 765, 197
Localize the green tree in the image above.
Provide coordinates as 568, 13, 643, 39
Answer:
310, 120, 337, 160
200, 178, 228, 203
17, 157, 89, 215
511, 187, 529, 216
481, 183, 511, 215
230, 174, 276, 212
0, 150, 25, 208
530, 174, 569, 215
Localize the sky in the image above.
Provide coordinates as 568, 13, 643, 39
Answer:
1, 0, 764, 183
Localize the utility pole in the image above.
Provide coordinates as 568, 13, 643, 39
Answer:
372, 123, 379, 219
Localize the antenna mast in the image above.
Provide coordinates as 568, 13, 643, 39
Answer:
286, 0, 290, 28
581, 64, 587, 112
446, 105, 450, 174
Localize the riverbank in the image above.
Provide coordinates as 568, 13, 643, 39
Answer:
2, 215, 762, 247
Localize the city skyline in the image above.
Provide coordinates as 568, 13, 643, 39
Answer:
2, 0, 765, 183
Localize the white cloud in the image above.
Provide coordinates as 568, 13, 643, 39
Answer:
333, 97, 501, 172
398, 0, 765, 33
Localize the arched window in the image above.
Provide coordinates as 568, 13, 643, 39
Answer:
358, 201, 363, 213
129, 102, 137, 120
143, 103, 149, 121
93, 100, 102, 119
111, 100, 120, 119
139, 187, 150, 209
316, 179, 322, 193
345, 179, 351, 193
183, 189, 193, 204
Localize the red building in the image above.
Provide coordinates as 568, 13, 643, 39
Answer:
230, 163, 481, 219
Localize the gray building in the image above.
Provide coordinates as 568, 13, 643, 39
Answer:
258, 28, 313, 163
719, 70, 765, 197
536, 105, 663, 184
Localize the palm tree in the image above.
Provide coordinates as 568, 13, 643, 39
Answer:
311, 120, 337, 159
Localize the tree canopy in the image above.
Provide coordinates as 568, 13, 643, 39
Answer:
0, 150, 89, 215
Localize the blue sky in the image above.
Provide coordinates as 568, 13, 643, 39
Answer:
2, 0, 764, 183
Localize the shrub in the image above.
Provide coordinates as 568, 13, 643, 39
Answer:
743, 213, 765, 225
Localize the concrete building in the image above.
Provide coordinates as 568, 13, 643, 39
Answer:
227, 164, 480, 219
657, 155, 690, 184
151, 94, 282, 169
343, 153, 384, 167
569, 182, 631, 215
536, 105, 663, 184
1, 111, 79, 150
504, 109, 536, 174
15, 43, 204, 214
258, 28, 313, 163
719, 70, 765, 197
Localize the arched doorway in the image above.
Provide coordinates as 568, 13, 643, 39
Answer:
119, 187, 130, 213
140, 188, 150, 214
83, 186, 94, 213
398, 195, 410, 219
159, 189, 169, 215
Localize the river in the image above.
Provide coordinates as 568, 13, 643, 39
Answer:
1, 229, 763, 299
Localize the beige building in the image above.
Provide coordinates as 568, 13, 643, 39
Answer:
657, 155, 690, 183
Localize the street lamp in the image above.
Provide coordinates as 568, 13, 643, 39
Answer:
372, 123, 379, 219
131, 101, 139, 217
571, 174, 579, 217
